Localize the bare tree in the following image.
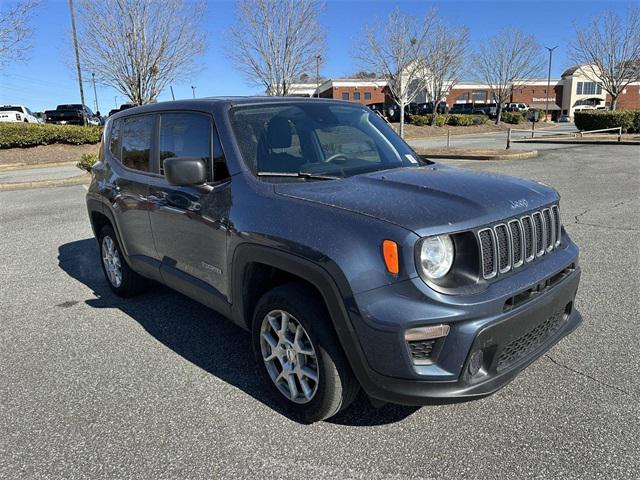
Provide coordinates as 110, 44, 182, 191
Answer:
229, 0, 325, 96
356, 7, 437, 137
0, 0, 40, 66
423, 22, 469, 126
570, 7, 640, 110
74, 0, 206, 105
473, 28, 545, 124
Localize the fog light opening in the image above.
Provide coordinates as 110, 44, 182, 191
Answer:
468, 350, 484, 376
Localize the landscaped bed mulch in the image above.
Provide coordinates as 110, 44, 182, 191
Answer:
0, 143, 100, 167
413, 147, 538, 161
400, 120, 554, 140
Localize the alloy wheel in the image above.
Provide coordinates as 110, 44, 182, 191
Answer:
101, 236, 122, 288
259, 309, 319, 404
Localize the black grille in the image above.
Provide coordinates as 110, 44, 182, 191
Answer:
477, 205, 561, 279
495, 224, 510, 272
543, 209, 553, 250
408, 339, 436, 361
522, 216, 534, 261
532, 212, 544, 255
551, 205, 561, 246
496, 305, 568, 371
479, 229, 496, 278
509, 220, 523, 266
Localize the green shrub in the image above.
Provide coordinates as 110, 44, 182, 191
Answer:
409, 114, 448, 127
472, 115, 489, 125
410, 115, 429, 126
446, 114, 475, 126
629, 110, 640, 133
573, 110, 635, 133
0, 122, 102, 148
502, 112, 524, 124
76, 153, 99, 173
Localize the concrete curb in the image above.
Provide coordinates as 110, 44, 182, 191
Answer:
0, 173, 90, 191
0, 161, 78, 172
421, 150, 539, 161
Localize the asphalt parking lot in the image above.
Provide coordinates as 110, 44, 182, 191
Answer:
1, 142, 638, 479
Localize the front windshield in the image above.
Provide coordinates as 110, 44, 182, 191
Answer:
229, 102, 428, 178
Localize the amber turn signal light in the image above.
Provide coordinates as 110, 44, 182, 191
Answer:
382, 240, 399, 275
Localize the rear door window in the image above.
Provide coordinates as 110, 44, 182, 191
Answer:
122, 115, 154, 172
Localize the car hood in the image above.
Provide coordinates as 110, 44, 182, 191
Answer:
274, 165, 558, 236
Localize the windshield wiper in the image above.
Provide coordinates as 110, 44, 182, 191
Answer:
257, 171, 341, 180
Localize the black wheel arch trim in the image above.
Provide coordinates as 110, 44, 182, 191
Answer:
230, 243, 381, 394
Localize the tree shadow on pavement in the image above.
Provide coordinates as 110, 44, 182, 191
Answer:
58, 238, 423, 426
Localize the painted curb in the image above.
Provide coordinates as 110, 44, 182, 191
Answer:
0, 174, 90, 191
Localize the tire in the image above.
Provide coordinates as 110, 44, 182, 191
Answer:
252, 283, 359, 423
98, 225, 147, 297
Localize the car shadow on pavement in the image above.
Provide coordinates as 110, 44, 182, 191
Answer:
58, 238, 423, 426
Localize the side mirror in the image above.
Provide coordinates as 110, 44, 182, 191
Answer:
164, 157, 207, 186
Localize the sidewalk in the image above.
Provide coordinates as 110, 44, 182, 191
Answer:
0, 163, 89, 191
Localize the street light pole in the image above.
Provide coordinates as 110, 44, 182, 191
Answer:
191, 86, 196, 99
68, 0, 86, 124
92, 72, 99, 114
544, 45, 558, 122
315, 55, 321, 98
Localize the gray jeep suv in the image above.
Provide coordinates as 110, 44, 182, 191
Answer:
86, 98, 582, 422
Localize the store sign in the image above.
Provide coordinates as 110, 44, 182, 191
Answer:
532, 97, 556, 102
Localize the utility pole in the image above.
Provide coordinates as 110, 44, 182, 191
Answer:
92, 72, 99, 114
170, 85, 176, 101
544, 46, 558, 122
191, 85, 196, 99
315, 55, 321, 98
68, 0, 86, 124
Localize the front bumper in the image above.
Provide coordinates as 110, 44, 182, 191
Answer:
345, 245, 581, 405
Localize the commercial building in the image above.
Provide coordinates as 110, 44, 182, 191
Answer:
292, 65, 639, 120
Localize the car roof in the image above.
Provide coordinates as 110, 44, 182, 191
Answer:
108, 96, 357, 120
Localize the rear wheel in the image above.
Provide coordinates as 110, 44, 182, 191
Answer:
98, 225, 147, 297
252, 284, 359, 422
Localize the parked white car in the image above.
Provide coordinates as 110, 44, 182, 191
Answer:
0, 105, 39, 123
505, 103, 529, 112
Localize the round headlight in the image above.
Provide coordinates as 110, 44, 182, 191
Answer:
419, 235, 454, 279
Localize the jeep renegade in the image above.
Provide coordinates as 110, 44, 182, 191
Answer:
86, 98, 581, 422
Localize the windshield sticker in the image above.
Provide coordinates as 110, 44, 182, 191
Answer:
405, 154, 418, 164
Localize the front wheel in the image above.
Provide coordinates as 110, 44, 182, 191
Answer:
252, 284, 359, 423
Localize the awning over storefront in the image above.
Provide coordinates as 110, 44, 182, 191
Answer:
528, 103, 561, 110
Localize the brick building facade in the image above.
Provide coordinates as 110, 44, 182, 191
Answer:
290, 66, 640, 120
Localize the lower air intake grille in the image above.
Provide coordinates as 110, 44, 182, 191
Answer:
408, 339, 436, 361
496, 305, 568, 372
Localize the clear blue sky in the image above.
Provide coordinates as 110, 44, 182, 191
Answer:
0, 0, 633, 112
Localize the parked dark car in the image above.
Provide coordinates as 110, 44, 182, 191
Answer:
414, 101, 448, 115
366, 102, 412, 122
44, 104, 99, 126
86, 98, 582, 422
449, 103, 497, 117
108, 103, 135, 117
